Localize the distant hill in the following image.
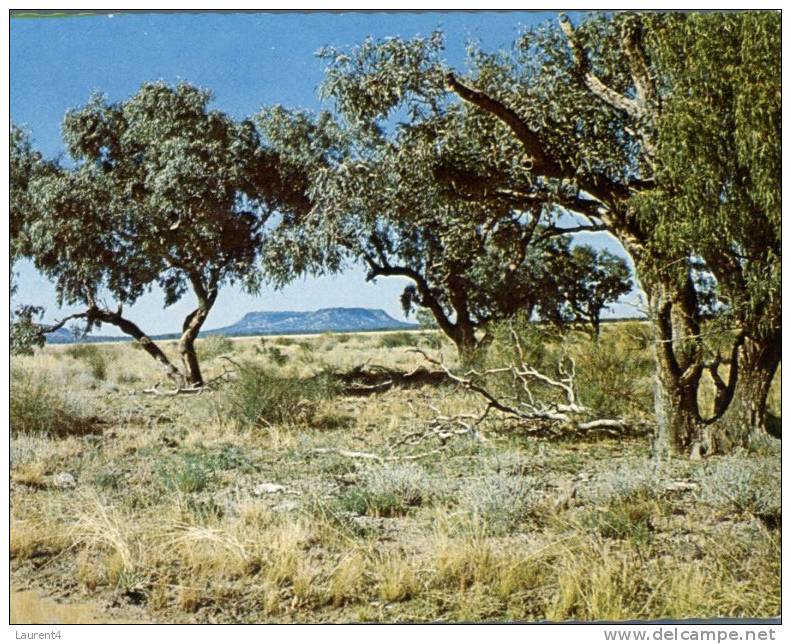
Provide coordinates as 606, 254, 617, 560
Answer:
210, 307, 417, 336
44, 307, 417, 344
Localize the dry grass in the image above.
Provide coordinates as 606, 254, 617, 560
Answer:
9, 327, 781, 623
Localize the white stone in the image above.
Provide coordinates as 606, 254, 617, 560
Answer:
52, 472, 76, 489
253, 482, 286, 495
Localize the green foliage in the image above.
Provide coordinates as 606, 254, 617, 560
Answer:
377, 332, 415, 349
216, 362, 338, 429
10, 304, 46, 356
18, 83, 269, 310
339, 463, 433, 517
556, 246, 632, 337
697, 456, 780, 523
10, 367, 91, 437
65, 344, 107, 381
640, 12, 780, 337
259, 37, 634, 360
197, 335, 235, 362
10, 82, 296, 384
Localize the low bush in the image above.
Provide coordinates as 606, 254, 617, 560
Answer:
10, 367, 92, 437
583, 499, 657, 546
457, 474, 545, 535
697, 456, 780, 524
585, 460, 663, 505
265, 346, 289, 367
157, 453, 216, 494
483, 317, 653, 420
377, 332, 416, 349
571, 335, 654, 419
216, 362, 338, 429
197, 335, 235, 362
65, 344, 107, 381
340, 463, 434, 517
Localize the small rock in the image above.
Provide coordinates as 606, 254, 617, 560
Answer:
52, 472, 76, 489
665, 480, 698, 492
253, 482, 286, 495
273, 501, 298, 513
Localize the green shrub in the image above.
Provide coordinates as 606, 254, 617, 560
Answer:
697, 456, 780, 523
571, 335, 654, 418
65, 343, 107, 380
265, 346, 289, 367
378, 332, 416, 349
216, 362, 338, 429
157, 453, 215, 493
197, 335, 235, 361
457, 474, 544, 535
340, 463, 433, 517
10, 367, 92, 437
583, 499, 656, 546
482, 317, 653, 420
419, 332, 442, 351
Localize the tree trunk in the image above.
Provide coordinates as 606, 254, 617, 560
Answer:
648, 281, 704, 457
454, 330, 481, 369
179, 305, 211, 387
85, 305, 185, 386
651, 355, 702, 458
705, 330, 781, 452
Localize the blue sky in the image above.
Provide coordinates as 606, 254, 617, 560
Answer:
11, 10, 638, 335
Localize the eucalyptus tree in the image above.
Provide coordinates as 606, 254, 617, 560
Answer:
312, 12, 780, 455
13, 82, 272, 387
555, 246, 632, 340
634, 12, 781, 451
257, 94, 631, 363
10, 125, 53, 355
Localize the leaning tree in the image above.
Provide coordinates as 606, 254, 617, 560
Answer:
12, 82, 277, 388
309, 12, 780, 455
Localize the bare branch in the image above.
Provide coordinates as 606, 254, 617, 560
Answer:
558, 14, 642, 121
410, 346, 647, 437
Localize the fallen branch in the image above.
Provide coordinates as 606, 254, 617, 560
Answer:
142, 384, 205, 396
409, 345, 649, 438
311, 446, 446, 464
338, 363, 450, 396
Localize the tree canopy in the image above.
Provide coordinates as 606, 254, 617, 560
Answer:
302, 11, 780, 454
13, 82, 274, 386
257, 43, 632, 360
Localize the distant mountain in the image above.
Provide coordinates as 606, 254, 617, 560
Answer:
44, 327, 78, 344
44, 307, 417, 344
210, 307, 417, 336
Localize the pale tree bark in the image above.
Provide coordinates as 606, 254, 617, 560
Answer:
178, 274, 219, 387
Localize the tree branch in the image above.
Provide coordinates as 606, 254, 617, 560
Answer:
558, 14, 642, 121
445, 73, 565, 178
